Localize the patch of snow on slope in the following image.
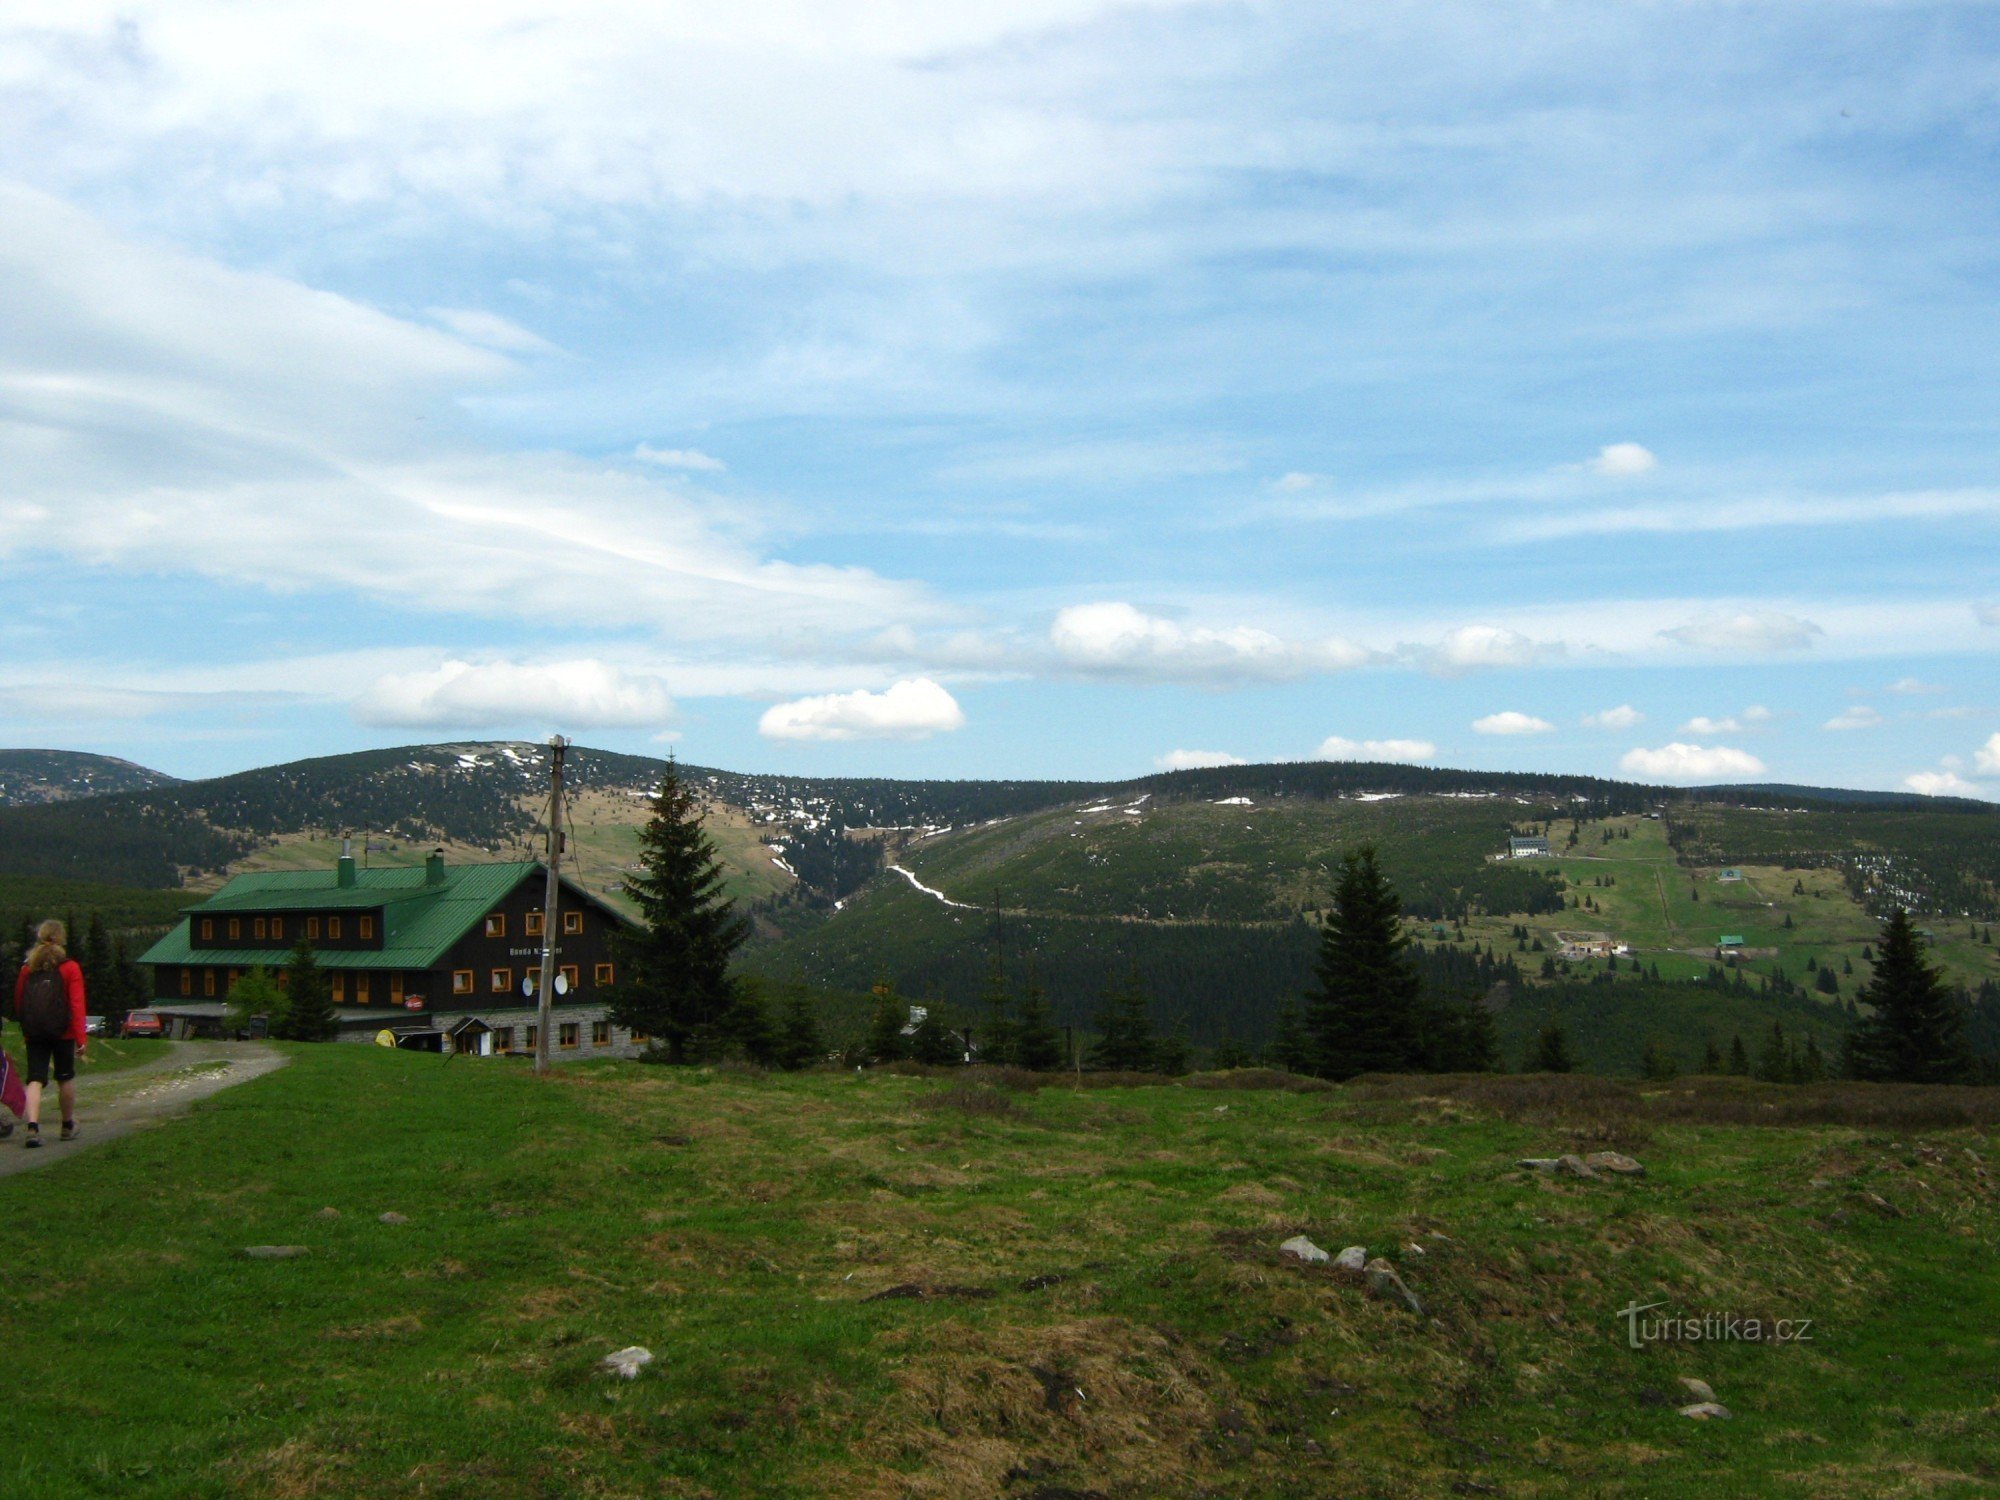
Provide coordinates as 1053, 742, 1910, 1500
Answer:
1214, 796, 1253, 806
888, 864, 980, 910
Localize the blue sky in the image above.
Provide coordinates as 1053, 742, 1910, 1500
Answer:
1, 2, 1996, 793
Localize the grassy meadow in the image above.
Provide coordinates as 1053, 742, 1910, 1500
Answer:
4, 1043, 1997, 1497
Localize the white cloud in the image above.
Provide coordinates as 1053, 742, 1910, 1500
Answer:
1316, 736, 1435, 763
0, 185, 935, 648
1680, 705, 1771, 733
1975, 733, 2000, 775
1472, 711, 1554, 736
354, 659, 674, 729
1886, 677, 1945, 696
425, 307, 556, 354
1582, 705, 1644, 730
1155, 749, 1246, 771
1619, 743, 1767, 780
1661, 611, 1823, 653
1049, 602, 1367, 684
1427, 625, 1542, 672
758, 677, 964, 742
633, 445, 727, 472
1585, 442, 1658, 477
1905, 770, 1985, 798
1824, 705, 1884, 731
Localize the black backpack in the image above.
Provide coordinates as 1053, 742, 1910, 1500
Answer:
18, 968, 69, 1042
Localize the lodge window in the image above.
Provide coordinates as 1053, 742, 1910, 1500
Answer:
356, 973, 371, 1003
359, 915, 375, 941
389, 974, 404, 1005
594, 962, 614, 986
559, 1023, 579, 1050
525, 1025, 539, 1051
308, 917, 322, 940
200, 919, 214, 941
253, 918, 267, 940
227, 919, 241, 940
203, 969, 216, 997
560, 964, 580, 994
330, 973, 345, 1002
563, 911, 583, 936
591, 1021, 610, 1046
179, 968, 193, 997
271, 917, 284, 941
452, 969, 474, 995
490, 967, 511, 993
485, 914, 506, 939
492, 1027, 515, 1053
328, 917, 343, 940
524, 911, 544, 938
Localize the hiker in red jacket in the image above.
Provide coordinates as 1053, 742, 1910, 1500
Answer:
10, 920, 87, 1148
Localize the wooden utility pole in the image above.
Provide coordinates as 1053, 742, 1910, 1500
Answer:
534, 735, 570, 1076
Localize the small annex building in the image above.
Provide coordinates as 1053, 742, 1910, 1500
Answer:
137, 850, 644, 1059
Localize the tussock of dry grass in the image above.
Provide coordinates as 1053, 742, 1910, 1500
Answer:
1339, 1071, 2000, 1129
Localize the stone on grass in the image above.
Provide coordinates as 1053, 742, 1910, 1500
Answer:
1678, 1401, 1732, 1420
313, 1207, 341, 1221
1280, 1235, 1330, 1264
379, 1212, 410, 1225
1517, 1158, 1562, 1172
243, 1245, 309, 1260
1554, 1154, 1600, 1179
1585, 1151, 1645, 1176
1678, 1377, 1716, 1403
600, 1346, 654, 1380
1364, 1256, 1424, 1316
1334, 1246, 1368, 1272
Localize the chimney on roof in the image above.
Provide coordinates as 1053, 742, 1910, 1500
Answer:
426, 848, 446, 884
337, 840, 357, 888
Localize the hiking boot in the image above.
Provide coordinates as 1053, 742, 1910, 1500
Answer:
24, 1124, 41, 1149
60, 1120, 78, 1142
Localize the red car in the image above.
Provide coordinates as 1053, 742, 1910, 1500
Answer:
120, 1012, 165, 1038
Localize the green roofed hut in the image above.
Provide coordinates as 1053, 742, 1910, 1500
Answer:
138, 848, 640, 1059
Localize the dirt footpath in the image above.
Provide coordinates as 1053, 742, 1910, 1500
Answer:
0, 1041, 288, 1178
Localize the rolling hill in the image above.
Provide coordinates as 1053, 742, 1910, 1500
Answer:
5, 741, 1997, 1073
0, 748, 179, 805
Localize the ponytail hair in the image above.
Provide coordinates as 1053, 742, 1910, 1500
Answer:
25, 919, 66, 972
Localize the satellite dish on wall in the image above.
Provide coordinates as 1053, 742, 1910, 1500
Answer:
555, 973, 569, 996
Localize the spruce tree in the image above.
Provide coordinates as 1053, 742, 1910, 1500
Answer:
1844, 908, 1975, 1084
1701, 1038, 1723, 1073
718, 975, 780, 1065
1269, 999, 1309, 1072
1526, 1008, 1574, 1073
280, 938, 336, 1041
977, 953, 1018, 1068
908, 1007, 960, 1066
1086, 976, 1156, 1071
605, 763, 750, 1065
1211, 1035, 1253, 1070
774, 985, 825, 1071
1304, 847, 1422, 1079
1152, 1022, 1192, 1077
866, 986, 911, 1064
1640, 1040, 1678, 1081
1011, 970, 1064, 1071
1727, 1034, 1749, 1075
1755, 1021, 1790, 1083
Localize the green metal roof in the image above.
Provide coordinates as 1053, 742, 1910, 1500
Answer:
140, 861, 622, 971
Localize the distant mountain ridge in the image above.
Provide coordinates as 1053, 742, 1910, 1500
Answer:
0, 749, 181, 806
0, 741, 1984, 893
